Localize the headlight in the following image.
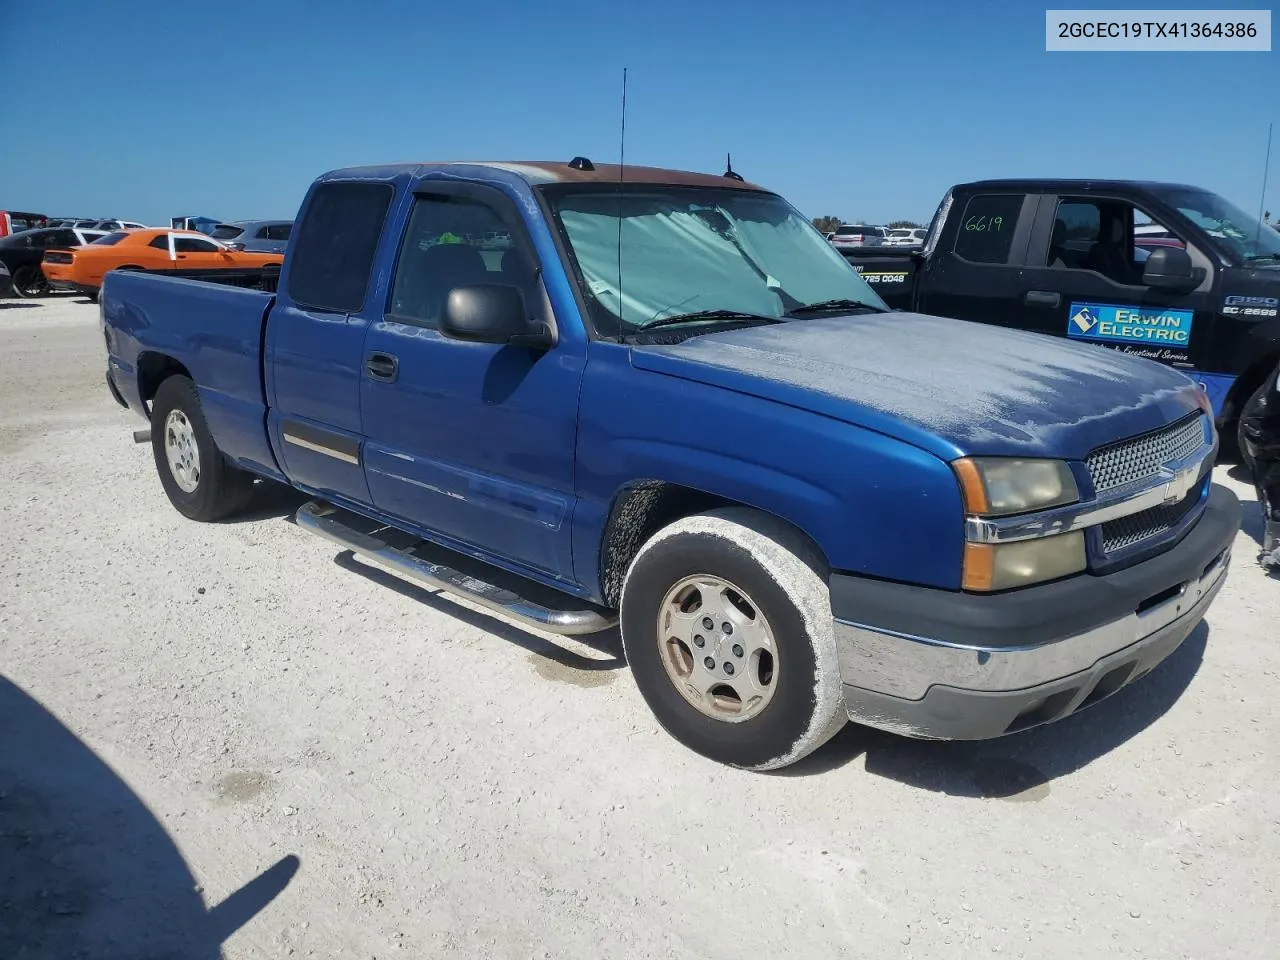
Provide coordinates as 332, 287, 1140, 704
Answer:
963, 534, 1087, 591
953, 457, 1079, 516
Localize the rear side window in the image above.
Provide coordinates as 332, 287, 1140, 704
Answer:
265, 223, 292, 241
287, 182, 393, 313
212, 224, 244, 239
953, 194, 1022, 263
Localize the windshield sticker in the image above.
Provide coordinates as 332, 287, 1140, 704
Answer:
1067, 302, 1193, 347
1223, 295, 1278, 318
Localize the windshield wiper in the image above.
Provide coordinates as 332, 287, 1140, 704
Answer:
785, 298, 885, 317
1243, 254, 1280, 264
634, 309, 782, 333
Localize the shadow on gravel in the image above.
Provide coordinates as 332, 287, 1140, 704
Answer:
333, 550, 626, 672
774, 623, 1209, 799
1227, 463, 1253, 484
222, 480, 310, 525
0, 302, 42, 310
0, 675, 299, 959
1237, 499, 1265, 547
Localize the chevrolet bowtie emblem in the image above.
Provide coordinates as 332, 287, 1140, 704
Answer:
1160, 463, 1199, 504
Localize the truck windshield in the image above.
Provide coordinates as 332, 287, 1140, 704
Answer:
1155, 186, 1280, 263
542, 185, 887, 336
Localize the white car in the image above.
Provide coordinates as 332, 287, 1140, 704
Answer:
829, 224, 886, 249
885, 227, 927, 247
92, 219, 147, 231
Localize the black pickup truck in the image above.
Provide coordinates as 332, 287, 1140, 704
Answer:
843, 179, 1280, 452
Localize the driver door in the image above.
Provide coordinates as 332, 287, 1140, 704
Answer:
1019, 193, 1218, 372
359, 181, 584, 579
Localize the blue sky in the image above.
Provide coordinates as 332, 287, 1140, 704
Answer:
3, 1, 1275, 226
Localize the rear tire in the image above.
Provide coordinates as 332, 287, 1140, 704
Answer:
620, 508, 846, 770
150, 376, 254, 521
11, 265, 48, 298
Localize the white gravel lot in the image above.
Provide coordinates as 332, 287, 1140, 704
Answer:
1, 296, 1277, 960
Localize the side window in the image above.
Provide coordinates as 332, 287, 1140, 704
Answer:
1048, 197, 1182, 285
255, 226, 272, 239
149, 235, 171, 250
387, 194, 534, 327
952, 194, 1022, 263
265, 223, 292, 241
1047, 200, 1101, 268
174, 236, 221, 253
287, 181, 394, 313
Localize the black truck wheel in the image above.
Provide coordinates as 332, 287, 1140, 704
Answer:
150, 376, 255, 521
1238, 379, 1269, 474
620, 508, 846, 770
11, 265, 49, 298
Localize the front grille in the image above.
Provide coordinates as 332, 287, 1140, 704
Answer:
1086, 413, 1206, 495
1099, 486, 1203, 553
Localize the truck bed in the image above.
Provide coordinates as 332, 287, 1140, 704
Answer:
102, 270, 281, 478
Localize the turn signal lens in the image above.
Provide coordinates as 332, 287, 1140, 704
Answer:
963, 533, 1087, 592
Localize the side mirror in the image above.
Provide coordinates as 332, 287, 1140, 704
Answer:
441, 284, 552, 348
224, 241, 246, 252
1142, 246, 1200, 291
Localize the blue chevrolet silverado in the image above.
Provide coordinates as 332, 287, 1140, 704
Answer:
101, 158, 1241, 771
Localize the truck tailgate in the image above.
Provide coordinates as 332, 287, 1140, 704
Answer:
841, 249, 921, 311
102, 270, 280, 478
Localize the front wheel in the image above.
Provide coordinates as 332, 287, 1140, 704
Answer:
620, 508, 846, 770
11, 265, 49, 298
1237, 379, 1270, 474
150, 376, 254, 521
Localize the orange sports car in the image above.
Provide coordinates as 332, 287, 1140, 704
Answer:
41, 228, 283, 300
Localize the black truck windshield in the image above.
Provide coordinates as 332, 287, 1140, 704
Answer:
543, 185, 887, 336
1155, 186, 1280, 263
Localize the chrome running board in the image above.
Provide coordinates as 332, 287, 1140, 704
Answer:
295, 501, 617, 636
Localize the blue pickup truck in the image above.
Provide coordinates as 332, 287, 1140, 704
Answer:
101, 159, 1241, 770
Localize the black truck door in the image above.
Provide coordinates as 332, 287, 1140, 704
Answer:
1017, 192, 1218, 373
914, 192, 1036, 327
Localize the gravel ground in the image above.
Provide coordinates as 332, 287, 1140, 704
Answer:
1, 296, 1277, 959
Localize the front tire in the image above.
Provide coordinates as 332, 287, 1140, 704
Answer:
1238, 379, 1269, 473
620, 508, 846, 770
11, 265, 49, 298
150, 376, 254, 521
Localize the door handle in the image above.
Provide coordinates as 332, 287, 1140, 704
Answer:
1025, 290, 1061, 308
365, 352, 398, 382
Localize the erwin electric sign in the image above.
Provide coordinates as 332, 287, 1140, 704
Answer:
1067, 302, 1195, 347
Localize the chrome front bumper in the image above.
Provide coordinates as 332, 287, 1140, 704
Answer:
830, 485, 1240, 740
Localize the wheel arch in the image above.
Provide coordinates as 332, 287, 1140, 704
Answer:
1222, 351, 1280, 423
596, 479, 830, 608
136, 352, 193, 416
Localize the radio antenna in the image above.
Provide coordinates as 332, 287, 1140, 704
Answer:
616, 66, 628, 335
1257, 121, 1273, 245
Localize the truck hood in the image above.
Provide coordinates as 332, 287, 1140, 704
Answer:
631, 313, 1204, 461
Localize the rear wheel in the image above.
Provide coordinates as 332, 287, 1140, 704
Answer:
11, 265, 48, 298
620, 508, 846, 770
150, 376, 254, 521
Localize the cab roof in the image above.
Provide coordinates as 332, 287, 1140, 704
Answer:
318, 160, 770, 192
955, 178, 1203, 193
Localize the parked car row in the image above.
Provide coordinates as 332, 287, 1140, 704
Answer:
0, 211, 293, 299
827, 224, 928, 250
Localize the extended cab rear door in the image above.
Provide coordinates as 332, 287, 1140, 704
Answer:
265, 179, 399, 504
913, 191, 1037, 327
1016, 190, 1219, 372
